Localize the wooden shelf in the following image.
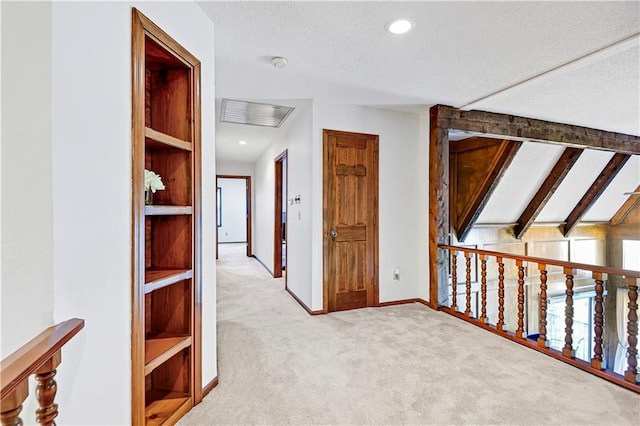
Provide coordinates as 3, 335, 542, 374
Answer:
145, 269, 192, 294
145, 205, 193, 216
145, 335, 192, 376
133, 9, 202, 424
145, 391, 192, 426
145, 127, 192, 151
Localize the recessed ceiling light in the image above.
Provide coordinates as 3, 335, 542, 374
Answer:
238, 140, 247, 145
385, 18, 414, 35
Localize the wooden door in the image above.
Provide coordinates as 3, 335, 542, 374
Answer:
323, 129, 379, 312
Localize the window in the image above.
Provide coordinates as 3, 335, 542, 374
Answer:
547, 290, 595, 362
623, 240, 640, 271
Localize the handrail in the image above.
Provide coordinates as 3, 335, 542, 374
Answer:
1, 318, 84, 424
438, 244, 639, 392
439, 244, 640, 278
1, 318, 84, 399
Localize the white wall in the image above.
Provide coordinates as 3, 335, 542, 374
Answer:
47, 1, 216, 423
311, 103, 426, 309
1, 1, 54, 419
281, 102, 314, 306
252, 100, 314, 309
253, 133, 284, 274
1, 0, 54, 358
216, 160, 253, 176
218, 178, 246, 243
417, 111, 430, 301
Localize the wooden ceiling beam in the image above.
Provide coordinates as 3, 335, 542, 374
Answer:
456, 139, 522, 241
449, 136, 502, 153
611, 184, 640, 225
562, 153, 631, 236
513, 147, 583, 239
434, 105, 640, 155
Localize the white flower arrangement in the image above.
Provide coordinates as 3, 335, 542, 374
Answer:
144, 169, 166, 193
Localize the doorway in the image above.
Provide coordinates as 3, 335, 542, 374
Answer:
322, 129, 379, 312
274, 151, 288, 281
216, 175, 252, 259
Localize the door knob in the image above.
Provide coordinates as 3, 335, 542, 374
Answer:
330, 230, 338, 239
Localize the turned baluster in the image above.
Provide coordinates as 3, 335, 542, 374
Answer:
562, 268, 576, 358
625, 277, 638, 383
465, 252, 472, 316
497, 257, 505, 331
516, 260, 525, 338
451, 251, 458, 311
35, 351, 60, 426
479, 255, 487, 323
591, 272, 606, 370
1, 380, 28, 426
537, 265, 548, 348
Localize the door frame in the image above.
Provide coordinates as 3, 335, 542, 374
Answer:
216, 174, 252, 258
274, 150, 288, 282
322, 129, 379, 313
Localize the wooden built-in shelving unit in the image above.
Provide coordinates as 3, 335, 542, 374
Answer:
145, 205, 193, 216
132, 8, 202, 425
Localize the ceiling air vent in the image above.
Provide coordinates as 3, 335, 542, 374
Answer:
220, 99, 295, 128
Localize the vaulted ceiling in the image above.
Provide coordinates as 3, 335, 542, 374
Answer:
197, 1, 639, 226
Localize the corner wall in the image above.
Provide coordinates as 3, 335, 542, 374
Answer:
252, 100, 314, 307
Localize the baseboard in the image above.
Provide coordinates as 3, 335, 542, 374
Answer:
202, 376, 219, 398
252, 255, 274, 276
286, 287, 324, 315
379, 298, 417, 307
379, 298, 432, 308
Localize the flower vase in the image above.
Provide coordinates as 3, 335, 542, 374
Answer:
145, 190, 153, 205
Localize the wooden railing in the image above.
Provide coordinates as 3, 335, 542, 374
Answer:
1, 318, 84, 425
439, 244, 639, 392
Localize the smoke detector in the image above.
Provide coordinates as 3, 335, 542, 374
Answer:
271, 56, 288, 68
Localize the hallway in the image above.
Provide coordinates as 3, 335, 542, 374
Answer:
179, 244, 639, 425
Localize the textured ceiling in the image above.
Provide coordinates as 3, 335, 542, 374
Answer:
199, 1, 638, 111
198, 0, 640, 224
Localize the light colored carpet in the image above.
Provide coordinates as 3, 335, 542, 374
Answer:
180, 243, 640, 425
